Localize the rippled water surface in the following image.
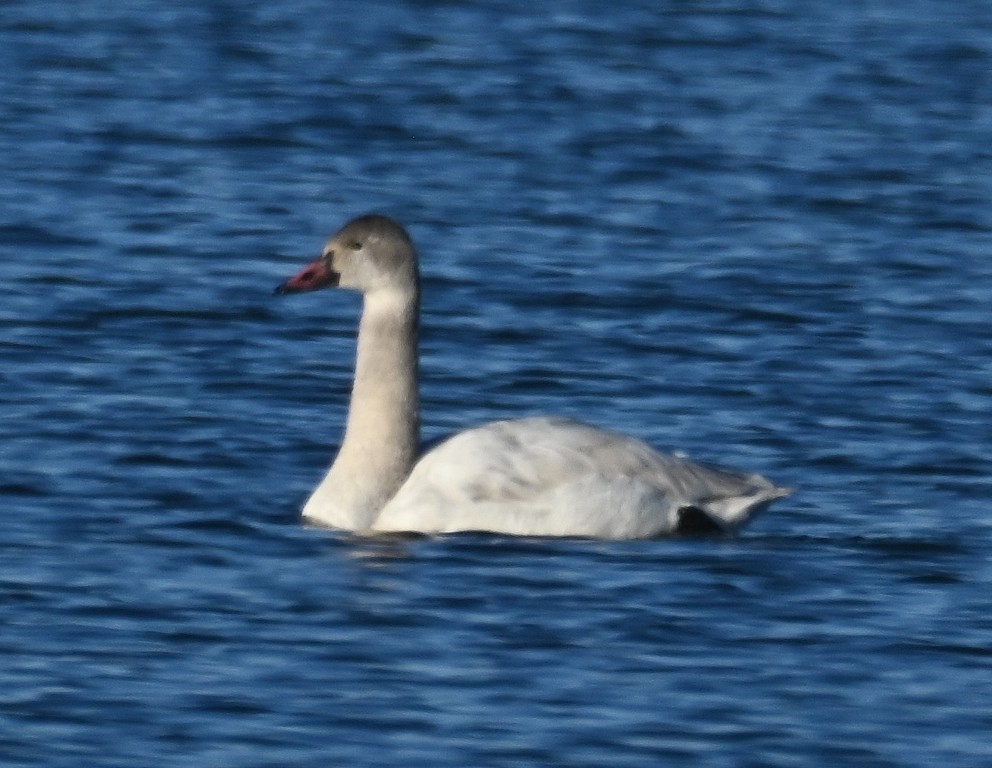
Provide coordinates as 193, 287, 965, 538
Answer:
3, 2, 992, 766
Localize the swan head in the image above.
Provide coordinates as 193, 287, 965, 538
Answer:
275, 215, 418, 296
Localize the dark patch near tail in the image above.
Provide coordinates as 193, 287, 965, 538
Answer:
675, 506, 726, 536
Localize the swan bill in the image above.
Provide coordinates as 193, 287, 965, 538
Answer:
275, 258, 340, 295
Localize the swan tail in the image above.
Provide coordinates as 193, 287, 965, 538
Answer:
695, 481, 793, 533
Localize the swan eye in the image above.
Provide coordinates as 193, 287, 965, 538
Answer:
348, 240, 363, 251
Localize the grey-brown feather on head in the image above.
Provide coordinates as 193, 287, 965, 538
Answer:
324, 215, 418, 292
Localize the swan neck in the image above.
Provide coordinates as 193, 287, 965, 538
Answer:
312, 286, 420, 530
347, 288, 420, 451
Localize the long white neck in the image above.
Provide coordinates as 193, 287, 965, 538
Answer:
303, 286, 420, 531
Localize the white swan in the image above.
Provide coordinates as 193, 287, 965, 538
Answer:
276, 214, 790, 539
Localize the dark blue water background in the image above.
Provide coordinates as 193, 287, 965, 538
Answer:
2, 2, 991, 765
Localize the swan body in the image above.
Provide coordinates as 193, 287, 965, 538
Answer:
277, 215, 790, 539
374, 416, 787, 538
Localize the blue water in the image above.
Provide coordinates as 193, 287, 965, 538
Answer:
3, 1, 992, 765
